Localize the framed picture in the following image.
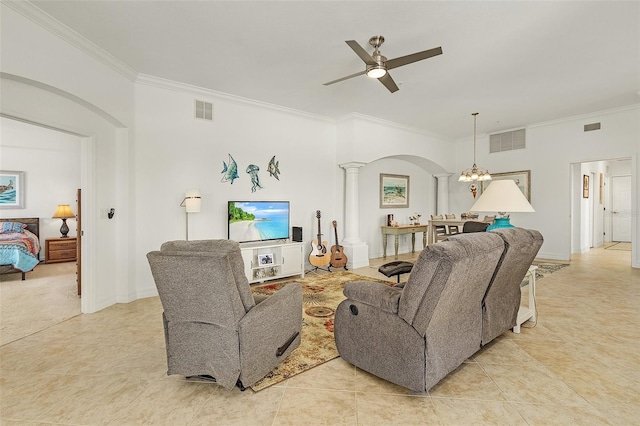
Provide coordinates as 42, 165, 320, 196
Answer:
482, 170, 531, 202
583, 174, 589, 198
258, 253, 274, 266
599, 173, 604, 204
0, 170, 25, 209
380, 173, 410, 208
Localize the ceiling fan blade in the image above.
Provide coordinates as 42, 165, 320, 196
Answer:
385, 46, 443, 70
346, 40, 377, 66
378, 73, 399, 93
323, 70, 367, 86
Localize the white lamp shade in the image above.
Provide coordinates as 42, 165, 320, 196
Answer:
184, 189, 201, 213
470, 180, 534, 213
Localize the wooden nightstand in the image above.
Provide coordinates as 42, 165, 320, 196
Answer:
45, 237, 77, 264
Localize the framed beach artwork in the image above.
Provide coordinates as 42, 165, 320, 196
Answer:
380, 174, 409, 208
0, 170, 25, 209
482, 170, 531, 202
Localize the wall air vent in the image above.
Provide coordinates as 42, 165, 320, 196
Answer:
195, 100, 213, 121
489, 128, 525, 153
584, 122, 601, 132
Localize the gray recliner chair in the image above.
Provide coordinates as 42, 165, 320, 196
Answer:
147, 239, 302, 390
334, 232, 506, 392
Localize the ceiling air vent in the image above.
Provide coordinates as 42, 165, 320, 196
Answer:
195, 100, 213, 121
489, 129, 525, 153
584, 122, 601, 132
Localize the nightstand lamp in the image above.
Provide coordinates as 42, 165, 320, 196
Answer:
470, 180, 534, 230
52, 204, 75, 238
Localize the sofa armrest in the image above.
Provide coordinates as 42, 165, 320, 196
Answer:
343, 281, 401, 314
237, 283, 303, 386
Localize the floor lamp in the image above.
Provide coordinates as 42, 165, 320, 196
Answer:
180, 189, 201, 240
470, 180, 534, 230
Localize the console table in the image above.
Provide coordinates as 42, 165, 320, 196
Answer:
381, 225, 428, 259
513, 265, 537, 333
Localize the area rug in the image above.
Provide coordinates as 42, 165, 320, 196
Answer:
249, 271, 391, 391
521, 262, 568, 286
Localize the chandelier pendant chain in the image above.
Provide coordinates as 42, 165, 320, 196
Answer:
473, 112, 478, 168
459, 112, 491, 184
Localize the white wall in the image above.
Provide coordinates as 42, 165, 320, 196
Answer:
451, 106, 639, 262
133, 81, 337, 297
0, 117, 81, 257
1, 3, 134, 128
359, 158, 434, 258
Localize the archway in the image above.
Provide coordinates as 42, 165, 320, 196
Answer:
1, 73, 130, 313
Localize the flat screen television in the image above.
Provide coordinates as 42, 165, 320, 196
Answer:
228, 201, 290, 244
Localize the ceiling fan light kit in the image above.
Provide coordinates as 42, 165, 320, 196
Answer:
324, 35, 442, 93
366, 65, 387, 79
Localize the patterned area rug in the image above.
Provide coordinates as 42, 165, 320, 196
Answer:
521, 262, 568, 286
250, 271, 391, 391
250, 263, 568, 391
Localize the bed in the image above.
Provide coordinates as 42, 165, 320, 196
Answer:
0, 218, 40, 280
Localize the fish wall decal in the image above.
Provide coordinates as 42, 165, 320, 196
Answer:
246, 164, 263, 192
221, 154, 239, 184
267, 155, 280, 180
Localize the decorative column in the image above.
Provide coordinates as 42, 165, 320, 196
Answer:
435, 173, 451, 215
339, 162, 369, 269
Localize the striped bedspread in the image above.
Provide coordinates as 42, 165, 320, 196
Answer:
0, 230, 40, 272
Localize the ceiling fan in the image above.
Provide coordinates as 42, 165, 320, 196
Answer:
323, 35, 442, 93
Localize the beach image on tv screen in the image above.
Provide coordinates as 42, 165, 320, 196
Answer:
228, 201, 289, 242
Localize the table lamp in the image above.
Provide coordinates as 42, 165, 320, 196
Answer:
470, 180, 534, 230
52, 204, 75, 238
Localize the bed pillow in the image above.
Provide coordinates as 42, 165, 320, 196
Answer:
0, 222, 26, 233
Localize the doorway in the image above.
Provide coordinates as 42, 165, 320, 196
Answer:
571, 158, 632, 256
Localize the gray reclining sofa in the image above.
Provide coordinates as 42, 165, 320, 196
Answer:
334, 228, 543, 392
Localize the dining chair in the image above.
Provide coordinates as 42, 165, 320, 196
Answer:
430, 215, 448, 242
445, 214, 459, 235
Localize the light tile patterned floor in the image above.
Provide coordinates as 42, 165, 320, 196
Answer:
1, 246, 638, 425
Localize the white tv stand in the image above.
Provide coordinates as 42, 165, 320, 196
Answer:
239, 241, 305, 284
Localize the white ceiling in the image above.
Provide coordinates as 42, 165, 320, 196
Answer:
30, 1, 640, 140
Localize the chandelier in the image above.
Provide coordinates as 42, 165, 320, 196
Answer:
458, 112, 491, 183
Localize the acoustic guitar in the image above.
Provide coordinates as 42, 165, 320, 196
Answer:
330, 220, 348, 269
309, 210, 331, 268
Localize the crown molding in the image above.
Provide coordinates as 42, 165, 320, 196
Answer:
339, 112, 451, 142
135, 74, 334, 124
3, 0, 138, 82
526, 103, 640, 130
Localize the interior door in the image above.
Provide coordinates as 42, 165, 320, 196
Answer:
611, 175, 631, 242
76, 188, 82, 295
